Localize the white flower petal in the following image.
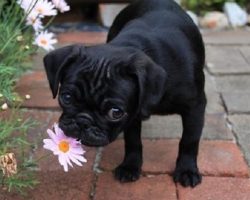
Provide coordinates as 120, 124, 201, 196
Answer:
52, 0, 70, 13
69, 155, 83, 166
65, 154, 73, 168
58, 154, 68, 172
71, 154, 87, 163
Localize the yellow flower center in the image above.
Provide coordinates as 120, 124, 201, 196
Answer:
58, 141, 69, 153
37, 8, 43, 14
40, 39, 47, 45
31, 17, 36, 24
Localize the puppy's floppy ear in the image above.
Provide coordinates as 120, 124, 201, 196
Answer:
43, 45, 83, 98
126, 51, 167, 119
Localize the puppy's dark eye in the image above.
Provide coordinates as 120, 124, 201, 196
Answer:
61, 93, 72, 105
107, 108, 125, 121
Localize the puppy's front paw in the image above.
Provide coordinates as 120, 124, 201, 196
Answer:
173, 167, 202, 187
114, 164, 141, 182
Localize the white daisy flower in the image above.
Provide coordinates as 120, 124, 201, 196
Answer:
34, 0, 57, 17
43, 123, 87, 172
26, 11, 43, 31
52, 0, 70, 13
34, 31, 57, 51
17, 0, 38, 13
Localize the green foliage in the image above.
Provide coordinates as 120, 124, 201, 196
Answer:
182, 0, 248, 14
0, 0, 36, 102
0, 113, 39, 193
0, 0, 39, 194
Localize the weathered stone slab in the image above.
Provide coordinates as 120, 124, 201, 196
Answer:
215, 75, 250, 92
206, 46, 250, 74
222, 92, 250, 114
203, 29, 250, 45
228, 114, 250, 166
240, 46, 250, 65
141, 113, 233, 140
205, 71, 224, 113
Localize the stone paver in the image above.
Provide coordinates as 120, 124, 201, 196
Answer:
204, 71, 224, 113
215, 75, 250, 92
178, 176, 250, 200
215, 76, 250, 114
240, 46, 250, 65
94, 173, 177, 200
228, 115, 250, 166
203, 29, 250, 45
206, 46, 250, 74
100, 139, 249, 177
222, 92, 250, 114
142, 113, 233, 140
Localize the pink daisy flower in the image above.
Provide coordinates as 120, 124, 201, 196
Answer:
43, 123, 87, 172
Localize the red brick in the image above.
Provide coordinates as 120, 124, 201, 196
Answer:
100, 139, 249, 177
100, 140, 177, 173
57, 32, 107, 45
32, 171, 93, 200
0, 171, 94, 200
15, 71, 59, 109
178, 176, 250, 200
94, 173, 177, 200
199, 141, 249, 177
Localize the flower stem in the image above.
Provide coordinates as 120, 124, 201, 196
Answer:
43, 16, 56, 30
34, 153, 52, 163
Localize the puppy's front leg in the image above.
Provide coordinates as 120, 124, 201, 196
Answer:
174, 98, 206, 187
114, 119, 142, 182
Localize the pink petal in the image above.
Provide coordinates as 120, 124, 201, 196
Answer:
54, 123, 65, 138
47, 129, 59, 143
43, 139, 57, 151
70, 147, 85, 155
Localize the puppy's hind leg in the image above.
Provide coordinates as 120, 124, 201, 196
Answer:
114, 119, 142, 182
173, 95, 206, 187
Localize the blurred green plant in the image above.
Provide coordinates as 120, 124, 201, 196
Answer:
0, 0, 70, 195
182, 0, 247, 14
0, 112, 39, 194
0, 0, 38, 194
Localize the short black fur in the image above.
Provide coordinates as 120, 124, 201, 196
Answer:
44, 0, 206, 187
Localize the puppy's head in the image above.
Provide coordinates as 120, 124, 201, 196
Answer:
44, 44, 167, 146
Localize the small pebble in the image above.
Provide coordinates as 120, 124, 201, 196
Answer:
1, 103, 8, 110
25, 94, 31, 100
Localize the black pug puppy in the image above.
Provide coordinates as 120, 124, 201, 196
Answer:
44, 0, 206, 187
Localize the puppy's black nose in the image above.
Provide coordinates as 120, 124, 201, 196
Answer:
76, 113, 93, 130
59, 115, 79, 138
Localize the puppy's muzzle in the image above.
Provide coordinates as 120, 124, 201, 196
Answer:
59, 113, 109, 147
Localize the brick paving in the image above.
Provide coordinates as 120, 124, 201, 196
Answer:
1, 29, 250, 199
